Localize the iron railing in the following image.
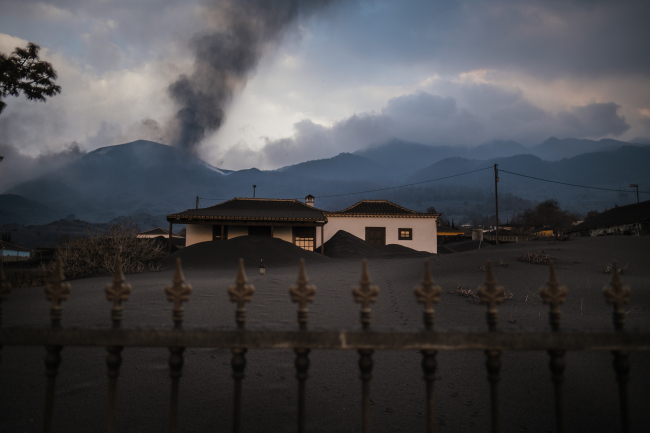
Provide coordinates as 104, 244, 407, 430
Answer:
0, 258, 648, 433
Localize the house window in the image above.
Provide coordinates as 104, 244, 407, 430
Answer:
293, 227, 316, 251
398, 228, 412, 240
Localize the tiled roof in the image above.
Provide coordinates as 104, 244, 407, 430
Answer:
0, 240, 32, 252
167, 198, 327, 222
139, 227, 182, 236
324, 200, 438, 218
567, 200, 650, 232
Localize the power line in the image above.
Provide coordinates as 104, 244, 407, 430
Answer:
196, 166, 647, 205
314, 166, 494, 199
499, 169, 650, 194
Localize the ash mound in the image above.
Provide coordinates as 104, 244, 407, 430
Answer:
160, 236, 330, 269
323, 230, 433, 259
443, 239, 490, 253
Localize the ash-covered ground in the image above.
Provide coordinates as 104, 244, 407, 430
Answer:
1, 236, 649, 432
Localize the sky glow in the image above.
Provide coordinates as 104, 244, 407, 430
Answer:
0, 0, 649, 172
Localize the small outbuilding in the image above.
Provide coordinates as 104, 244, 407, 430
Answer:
1, 240, 33, 261
567, 200, 650, 236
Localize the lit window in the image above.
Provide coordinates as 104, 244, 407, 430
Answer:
398, 228, 412, 240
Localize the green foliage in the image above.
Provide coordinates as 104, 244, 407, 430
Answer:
511, 199, 578, 233
0, 42, 61, 114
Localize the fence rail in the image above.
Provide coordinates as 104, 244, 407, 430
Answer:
0, 257, 647, 433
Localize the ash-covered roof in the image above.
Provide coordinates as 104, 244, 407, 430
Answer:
567, 200, 650, 232
325, 200, 438, 218
139, 227, 182, 237
0, 240, 32, 252
168, 198, 327, 222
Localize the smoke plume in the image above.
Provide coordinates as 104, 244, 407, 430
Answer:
167, 0, 334, 152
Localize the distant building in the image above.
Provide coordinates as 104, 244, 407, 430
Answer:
436, 225, 464, 244
533, 227, 554, 237
138, 227, 184, 238
567, 200, 650, 236
1, 240, 33, 261
167, 197, 439, 254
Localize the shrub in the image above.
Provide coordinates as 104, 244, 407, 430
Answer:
519, 250, 554, 264
47, 221, 167, 279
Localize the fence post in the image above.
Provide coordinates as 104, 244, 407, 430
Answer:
227, 259, 255, 433
352, 260, 379, 433
478, 261, 505, 433
165, 259, 192, 433
290, 259, 317, 433
414, 261, 442, 432
603, 261, 631, 433
540, 260, 568, 433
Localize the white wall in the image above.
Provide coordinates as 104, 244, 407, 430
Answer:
323, 216, 437, 253
183, 223, 326, 250
186, 224, 212, 246
274, 226, 293, 242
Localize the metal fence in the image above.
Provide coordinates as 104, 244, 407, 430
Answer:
0, 258, 648, 433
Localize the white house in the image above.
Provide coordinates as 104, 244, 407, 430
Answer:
323, 200, 439, 253
166, 196, 439, 254
1, 240, 33, 261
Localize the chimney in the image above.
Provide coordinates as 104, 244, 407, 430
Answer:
305, 194, 315, 207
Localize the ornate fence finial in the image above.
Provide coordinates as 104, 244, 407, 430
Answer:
45, 258, 71, 328
477, 261, 504, 331
165, 258, 192, 329
352, 259, 379, 330
105, 257, 132, 327
603, 260, 631, 331
228, 259, 255, 329
414, 260, 441, 331
539, 260, 567, 331
289, 259, 316, 330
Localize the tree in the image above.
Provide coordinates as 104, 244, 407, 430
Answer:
0, 42, 61, 114
511, 199, 578, 233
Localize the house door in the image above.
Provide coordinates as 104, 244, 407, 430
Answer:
365, 227, 386, 246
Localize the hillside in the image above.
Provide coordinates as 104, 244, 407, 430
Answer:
0, 194, 62, 225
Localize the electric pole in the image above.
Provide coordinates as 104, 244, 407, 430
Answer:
630, 184, 639, 204
494, 164, 499, 245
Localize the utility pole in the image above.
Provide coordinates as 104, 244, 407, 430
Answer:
494, 164, 499, 245
195, 196, 199, 209
630, 184, 640, 235
630, 184, 639, 204
253, 185, 257, 198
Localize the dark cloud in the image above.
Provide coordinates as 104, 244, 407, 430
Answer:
242, 88, 631, 168
298, 0, 650, 81
0, 142, 85, 191
383, 93, 457, 120
166, 0, 338, 153
558, 103, 629, 138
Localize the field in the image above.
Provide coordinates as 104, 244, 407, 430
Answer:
1, 236, 649, 432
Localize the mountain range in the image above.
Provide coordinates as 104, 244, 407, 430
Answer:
1, 137, 648, 227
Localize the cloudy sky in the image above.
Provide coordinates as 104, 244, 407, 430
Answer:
1, 0, 649, 173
